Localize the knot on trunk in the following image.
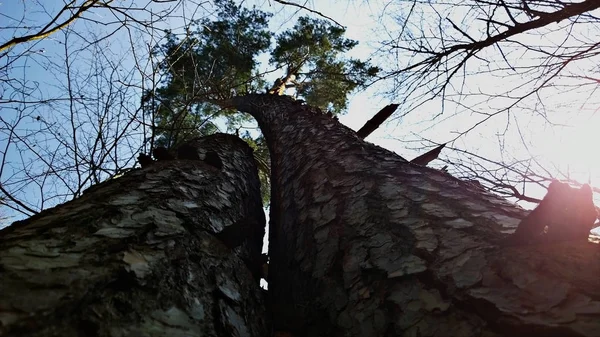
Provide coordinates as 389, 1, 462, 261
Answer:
506, 180, 598, 245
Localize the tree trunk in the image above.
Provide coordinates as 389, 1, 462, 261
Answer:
0, 134, 268, 337
222, 94, 600, 337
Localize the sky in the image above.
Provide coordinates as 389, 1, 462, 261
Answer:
1, 0, 600, 237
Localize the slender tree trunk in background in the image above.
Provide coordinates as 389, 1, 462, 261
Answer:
0, 134, 268, 337
222, 94, 600, 337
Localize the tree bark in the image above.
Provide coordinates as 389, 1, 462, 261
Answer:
0, 134, 268, 337
221, 94, 600, 337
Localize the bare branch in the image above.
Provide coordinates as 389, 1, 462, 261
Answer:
0, 0, 104, 53
273, 0, 345, 28
356, 104, 399, 139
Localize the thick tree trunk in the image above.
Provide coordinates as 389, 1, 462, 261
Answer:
222, 94, 600, 337
0, 134, 268, 337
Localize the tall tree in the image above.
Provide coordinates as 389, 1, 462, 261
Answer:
214, 93, 600, 337
0, 0, 198, 219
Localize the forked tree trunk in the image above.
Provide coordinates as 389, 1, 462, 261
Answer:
221, 94, 600, 337
0, 134, 268, 337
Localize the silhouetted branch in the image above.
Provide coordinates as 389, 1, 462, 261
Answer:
356, 104, 399, 139
410, 143, 446, 166
273, 0, 344, 28
0, 0, 103, 53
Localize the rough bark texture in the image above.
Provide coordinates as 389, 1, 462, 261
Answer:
0, 134, 268, 337
224, 94, 600, 337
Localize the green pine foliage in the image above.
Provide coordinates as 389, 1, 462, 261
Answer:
145, 0, 272, 147
271, 17, 380, 113
146, 0, 380, 204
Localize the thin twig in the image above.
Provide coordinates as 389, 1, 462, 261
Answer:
273, 0, 344, 28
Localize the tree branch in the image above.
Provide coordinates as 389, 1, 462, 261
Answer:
273, 0, 344, 28
356, 104, 399, 139
0, 0, 104, 53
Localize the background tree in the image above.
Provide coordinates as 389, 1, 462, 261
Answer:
0, 0, 209, 221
